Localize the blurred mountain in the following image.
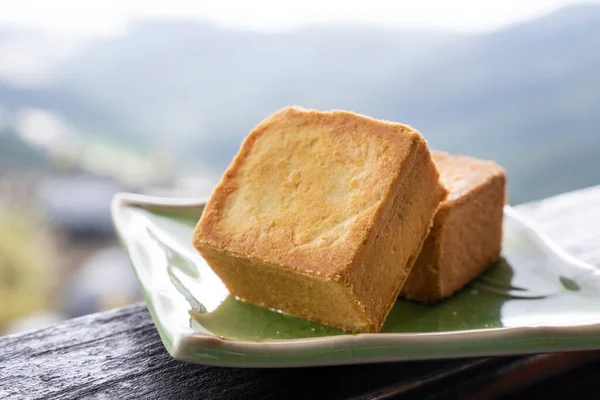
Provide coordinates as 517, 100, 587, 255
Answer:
55, 21, 459, 153
1, 4, 600, 203
0, 80, 128, 142
0, 132, 47, 170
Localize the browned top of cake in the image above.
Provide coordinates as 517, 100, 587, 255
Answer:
432, 151, 506, 203
194, 106, 429, 278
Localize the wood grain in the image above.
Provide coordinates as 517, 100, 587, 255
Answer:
1, 185, 599, 400
0, 305, 516, 400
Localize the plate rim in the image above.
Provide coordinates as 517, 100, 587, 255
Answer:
111, 192, 600, 367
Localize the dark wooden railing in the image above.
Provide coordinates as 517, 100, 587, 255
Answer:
1, 186, 600, 399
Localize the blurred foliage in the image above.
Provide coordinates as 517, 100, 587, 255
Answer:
0, 205, 53, 329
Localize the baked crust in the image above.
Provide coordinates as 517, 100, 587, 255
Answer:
194, 106, 445, 332
401, 151, 507, 302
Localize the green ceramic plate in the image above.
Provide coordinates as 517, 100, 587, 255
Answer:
112, 193, 600, 367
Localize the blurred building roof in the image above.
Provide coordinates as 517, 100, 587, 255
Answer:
37, 174, 125, 238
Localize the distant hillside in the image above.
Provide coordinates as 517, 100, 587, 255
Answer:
0, 132, 47, 170
1, 4, 599, 203
55, 22, 461, 150
0, 82, 125, 140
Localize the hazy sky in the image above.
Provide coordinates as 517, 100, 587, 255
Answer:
0, 0, 598, 36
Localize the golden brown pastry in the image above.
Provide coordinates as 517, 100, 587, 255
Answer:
193, 106, 445, 332
401, 151, 506, 303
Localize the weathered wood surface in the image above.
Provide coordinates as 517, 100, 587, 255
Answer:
1, 185, 600, 400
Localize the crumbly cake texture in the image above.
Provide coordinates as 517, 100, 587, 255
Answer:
401, 151, 507, 303
193, 106, 445, 332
